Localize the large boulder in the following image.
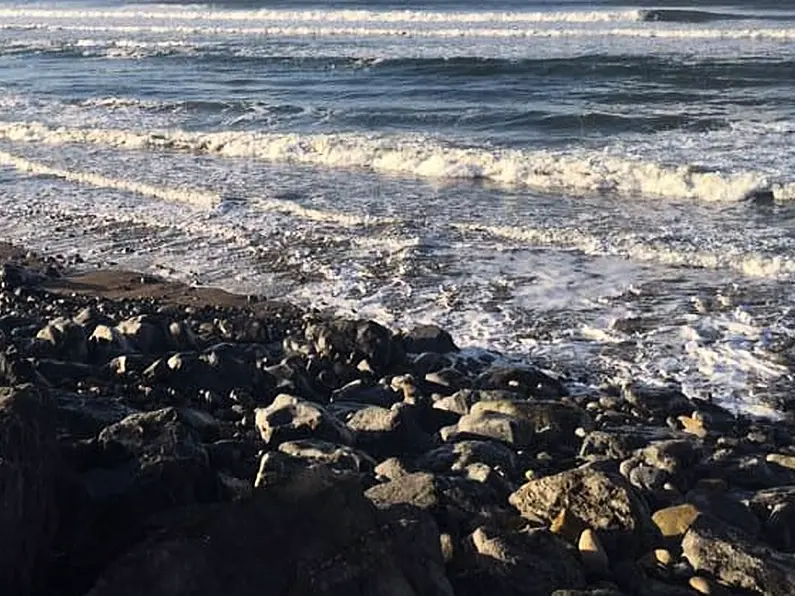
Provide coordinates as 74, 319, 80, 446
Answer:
0, 385, 59, 596
450, 526, 586, 596
401, 325, 458, 354
475, 366, 567, 400
255, 394, 353, 447
87, 470, 453, 596
683, 514, 795, 595
509, 464, 657, 557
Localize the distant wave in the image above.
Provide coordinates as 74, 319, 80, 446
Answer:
6, 23, 795, 42
1, 120, 792, 203
638, 9, 779, 24
0, 7, 645, 24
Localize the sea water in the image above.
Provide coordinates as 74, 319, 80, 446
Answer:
1, 0, 794, 416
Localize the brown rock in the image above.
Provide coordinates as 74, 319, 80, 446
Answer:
652, 503, 700, 538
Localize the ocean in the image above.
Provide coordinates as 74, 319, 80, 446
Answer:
1, 0, 794, 417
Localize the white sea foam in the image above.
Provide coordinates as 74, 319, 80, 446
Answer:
455, 222, 795, 278
5, 23, 795, 41
0, 7, 645, 25
1, 121, 790, 203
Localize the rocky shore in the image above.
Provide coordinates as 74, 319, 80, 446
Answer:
2, 245, 795, 596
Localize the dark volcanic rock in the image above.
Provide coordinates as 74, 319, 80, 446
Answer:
87, 470, 453, 596
683, 514, 795, 595
475, 366, 567, 400
416, 440, 518, 478
0, 385, 59, 596
450, 525, 586, 596
401, 324, 458, 354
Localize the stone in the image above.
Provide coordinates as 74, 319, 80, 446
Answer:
622, 383, 693, 417
0, 385, 58, 596
579, 529, 610, 576
683, 514, 795, 595
255, 394, 353, 447
509, 464, 657, 557
88, 472, 453, 596
347, 404, 430, 458
456, 409, 534, 448
688, 576, 713, 595
450, 526, 586, 596
677, 415, 707, 439
303, 319, 403, 374
278, 439, 376, 473
550, 508, 588, 544
416, 440, 517, 477
652, 503, 700, 538
475, 366, 567, 400
687, 489, 760, 538
36, 317, 88, 361
401, 325, 458, 354
749, 487, 795, 551
375, 457, 412, 481
116, 315, 169, 354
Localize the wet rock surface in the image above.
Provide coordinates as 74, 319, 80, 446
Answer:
0, 248, 794, 595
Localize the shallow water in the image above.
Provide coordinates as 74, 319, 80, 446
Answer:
1, 0, 794, 416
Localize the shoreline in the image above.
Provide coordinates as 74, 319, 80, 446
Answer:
1, 242, 795, 595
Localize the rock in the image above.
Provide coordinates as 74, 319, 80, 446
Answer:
401, 325, 458, 354
330, 380, 398, 408
688, 576, 714, 595
88, 471, 453, 596
0, 262, 44, 289
278, 439, 376, 473
426, 367, 469, 390
450, 525, 586, 596
682, 514, 795, 595
697, 449, 795, 489
470, 399, 592, 448
677, 415, 707, 438
347, 404, 430, 458
366, 472, 509, 536
622, 383, 693, 418
433, 391, 471, 416
0, 385, 58, 596
475, 366, 567, 400
375, 457, 412, 481
686, 489, 760, 538
652, 503, 700, 538
579, 529, 610, 576
509, 464, 657, 558
749, 486, 795, 551
550, 508, 588, 544
116, 315, 169, 354
36, 317, 88, 361
416, 440, 517, 478
303, 319, 403, 374
455, 409, 534, 448
255, 394, 353, 447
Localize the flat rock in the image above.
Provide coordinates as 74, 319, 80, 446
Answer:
652, 503, 700, 538
401, 324, 458, 354
475, 366, 568, 400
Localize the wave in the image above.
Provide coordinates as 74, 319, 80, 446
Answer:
0, 7, 646, 25
6, 22, 795, 42
1, 120, 793, 202
638, 8, 792, 24
456, 223, 795, 279
0, 148, 393, 226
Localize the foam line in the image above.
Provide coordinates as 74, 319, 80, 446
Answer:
2, 121, 791, 203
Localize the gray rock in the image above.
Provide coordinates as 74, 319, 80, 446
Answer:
0, 385, 58, 596
509, 464, 658, 558
36, 317, 88, 361
347, 404, 430, 457
455, 409, 535, 448
278, 439, 376, 473
255, 394, 353, 447
683, 514, 795, 595
116, 315, 170, 354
